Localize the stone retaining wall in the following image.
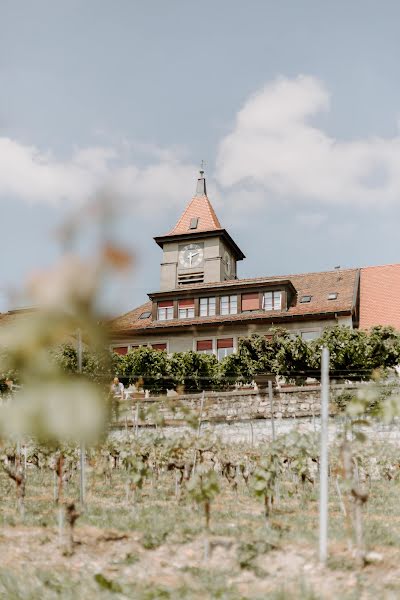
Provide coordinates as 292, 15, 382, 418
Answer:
122, 384, 357, 425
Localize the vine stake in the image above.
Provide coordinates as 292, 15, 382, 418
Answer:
319, 346, 330, 565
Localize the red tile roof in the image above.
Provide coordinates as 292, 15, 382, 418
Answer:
166, 194, 222, 236
110, 268, 359, 335
109, 302, 153, 333
359, 264, 400, 330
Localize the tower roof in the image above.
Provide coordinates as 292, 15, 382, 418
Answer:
166, 169, 222, 236
154, 168, 245, 260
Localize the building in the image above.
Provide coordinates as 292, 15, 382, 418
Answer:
110, 170, 363, 356
359, 264, 400, 331
2, 178, 398, 352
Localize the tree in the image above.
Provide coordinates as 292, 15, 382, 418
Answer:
119, 346, 171, 394
310, 325, 400, 381
168, 351, 218, 393
367, 326, 400, 373
216, 334, 277, 389
217, 330, 313, 388
53, 344, 115, 385
272, 329, 312, 384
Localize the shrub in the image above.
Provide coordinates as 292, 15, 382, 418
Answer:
119, 346, 171, 394
168, 351, 218, 393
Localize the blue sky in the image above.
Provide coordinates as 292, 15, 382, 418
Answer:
1, 0, 400, 315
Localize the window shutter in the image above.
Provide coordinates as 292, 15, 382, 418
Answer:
152, 343, 167, 351
241, 292, 259, 311
158, 301, 173, 308
197, 340, 213, 351
114, 346, 128, 355
217, 338, 233, 349
178, 298, 195, 307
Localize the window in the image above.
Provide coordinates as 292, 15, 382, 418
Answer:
217, 338, 234, 361
328, 292, 338, 300
300, 295, 312, 303
220, 295, 238, 315
189, 217, 199, 230
113, 346, 128, 355
178, 298, 195, 319
242, 292, 260, 311
157, 301, 173, 321
196, 340, 213, 355
152, 343, 167, 351
263, 291, 282, 311
301, 331, 319, 342
200, 297, 216, 316
139, 311, 152, 319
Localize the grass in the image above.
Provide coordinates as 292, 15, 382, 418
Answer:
1, 458, 400, 598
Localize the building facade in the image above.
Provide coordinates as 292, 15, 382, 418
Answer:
110, 170, 362, 356
1, 174, 398, 349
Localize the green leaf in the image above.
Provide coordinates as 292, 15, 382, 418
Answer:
94, 573, 123, 593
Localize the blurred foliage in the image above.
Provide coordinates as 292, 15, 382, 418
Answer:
0, 194, 134, 444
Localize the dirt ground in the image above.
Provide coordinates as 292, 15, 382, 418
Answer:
1, 467, 400, 598
1, 516, 400, 598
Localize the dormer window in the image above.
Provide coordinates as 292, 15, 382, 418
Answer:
178, 299, 195, 319
189, 217, 199, 230
328, 292, 338, 300
263, 291, 282, 311
220, 295, 238, 315
200, 297, 216, 316
242, 292, 260, 311
300, 295, 312, 303
139, 311, 151, 319
157, 301, 173, 321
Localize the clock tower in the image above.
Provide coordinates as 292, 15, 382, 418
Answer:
154, 169, 245, 290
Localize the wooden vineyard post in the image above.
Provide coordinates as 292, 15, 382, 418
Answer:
79, 441, 85, 508
268, 381, 275, 441
319, 347, 330, 565
135, 401, 140, 438
192, 391, 205, 477
197, 390, 205, 438
77, 328, 86, 508
249, 420, 254, 447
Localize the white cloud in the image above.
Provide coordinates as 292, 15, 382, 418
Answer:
0, 137, 197, 212
216, 75, 400, 206
3, 75, 400, 214
295, 212, 327, 228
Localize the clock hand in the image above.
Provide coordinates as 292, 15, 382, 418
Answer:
190, 251, 199, 267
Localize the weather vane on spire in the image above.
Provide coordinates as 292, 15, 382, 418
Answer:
196, 160, 207, 196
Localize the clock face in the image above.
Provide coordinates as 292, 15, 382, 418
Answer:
179, 243, 204, 268
223, 251, 232, 276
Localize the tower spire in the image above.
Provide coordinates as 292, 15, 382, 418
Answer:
195, 161, 207, 196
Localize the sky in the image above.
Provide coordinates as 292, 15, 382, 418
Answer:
1, 0, 400, 315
